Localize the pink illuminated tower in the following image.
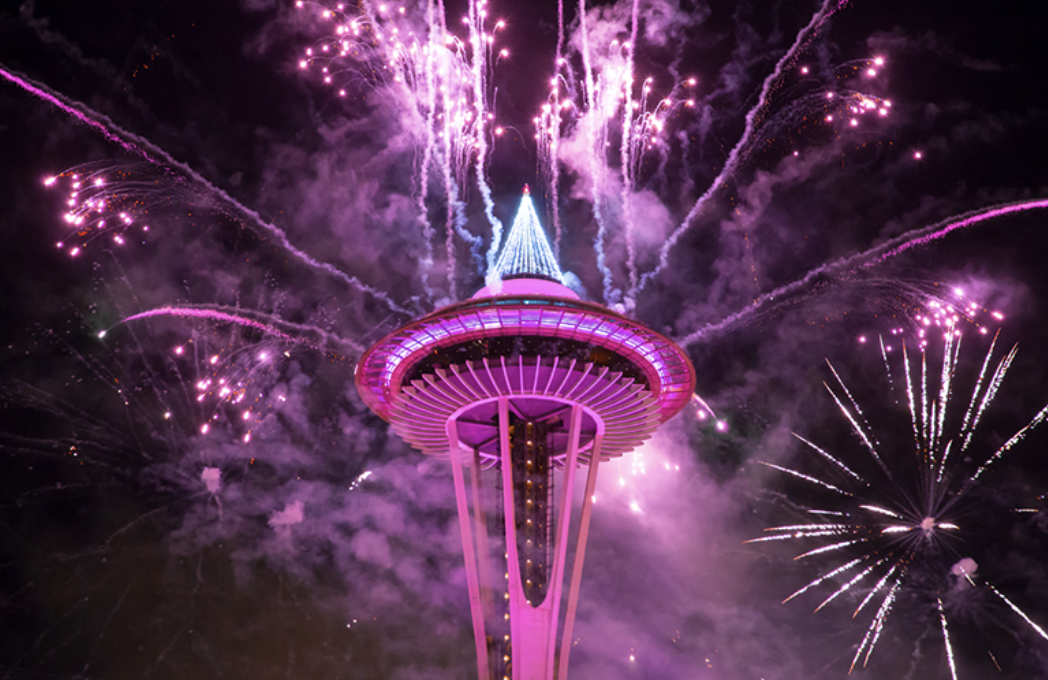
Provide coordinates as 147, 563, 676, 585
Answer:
355, 187, 695, 679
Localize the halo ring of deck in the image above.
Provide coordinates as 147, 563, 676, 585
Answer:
355, 290, 696, 439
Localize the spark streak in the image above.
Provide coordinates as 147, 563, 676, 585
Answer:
989, 584, 1048, 642
115, 305, 362, 353
938, 598, 959, 680
639, 0, 849, 296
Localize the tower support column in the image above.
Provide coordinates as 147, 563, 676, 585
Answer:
448, 420, 492, 680
557, 434, 603, 680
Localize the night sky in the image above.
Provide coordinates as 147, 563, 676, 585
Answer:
2, 1, 1048, 678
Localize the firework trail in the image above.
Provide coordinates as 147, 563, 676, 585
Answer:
465, 2, 505, 286
635, 0, 849, 297
575, 0, 617, 305
620, 0, 641, 298
674, 200, 1048, 348
412, 0, 440, 300
536, 80, 564, 257
296, 0, 505, 297
686, 393, 729, 435
550, 0, 566, 259
865, 200, 1048, 268
10, 310, 297, 453
433, 2, 488, 290
0, 291, 390, 677
113, 304, 363, 354
42, 164, 171, 255
1, 64, 408, 314
5, 3, 1048, 677
534, 0, 866, 308
0, 67, 165, 163
544, 2, 684, 306
938, 598, 959, 680
749, 333, 1048, 674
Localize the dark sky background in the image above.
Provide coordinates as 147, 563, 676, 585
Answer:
2, 0, 1048, 678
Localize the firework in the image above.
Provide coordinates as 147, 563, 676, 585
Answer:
3, 1, 1048, 677
750, 332, 1048, 674
293, 0, 507, 299
43, 163, 202, 258
296, 0, 904, 310
0, 299, 400, 677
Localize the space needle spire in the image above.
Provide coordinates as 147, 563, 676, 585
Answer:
488, 185, 564, 285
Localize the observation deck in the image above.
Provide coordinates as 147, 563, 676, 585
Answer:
355, 282, 695, 463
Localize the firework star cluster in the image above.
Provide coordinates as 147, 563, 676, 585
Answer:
2, 1, 1048, 678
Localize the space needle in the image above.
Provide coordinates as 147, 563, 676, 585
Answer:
355, 187, 696, 679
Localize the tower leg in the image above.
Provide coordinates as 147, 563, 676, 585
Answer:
471, 448, 496, 623
544, 405, 583, 678
556, 435, 603, 680
448, 421, 492, 680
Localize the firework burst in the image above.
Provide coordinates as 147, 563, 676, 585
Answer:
750, 330, 1048, 676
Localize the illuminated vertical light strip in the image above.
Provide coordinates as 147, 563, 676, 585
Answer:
447, 420, 491, 680
558, 433, 604, 679
491, 188, 565, 283
544, 404, 584, 678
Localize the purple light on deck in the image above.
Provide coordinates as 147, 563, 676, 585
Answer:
357, 293, 693, 428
